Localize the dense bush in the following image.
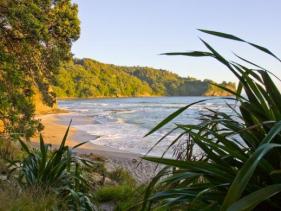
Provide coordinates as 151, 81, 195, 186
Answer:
53, 58, 235, 98
0, 183, 63, 211
8, 123, 96, 210
0, 0, 80, 139
143, 30, 281, 210
94, 167, 145, 210
54, 59, 153, 97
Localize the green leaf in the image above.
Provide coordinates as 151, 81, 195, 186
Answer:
209, 82, 244, 100
141, 167, 170, 211
260, 121, 281, 145
227, 184, 281, 211
39, 134, 46, 156
72, 141, 88, 149
199, 38, 242, 80
143, 157, 232, 180
39, 134, 47, 174
261, 71, 281, 116
59, 119, 72, 151
162, 51, 213, 57
198, 29, 244, 42
199, 29, 281, 62
18, 139, 31, 155
144, 128, 177, 157
144, 99, 208, 137
249, 43, 281, 62
222, 143, 281, 209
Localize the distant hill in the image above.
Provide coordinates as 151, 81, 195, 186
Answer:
53, 58, 235, 98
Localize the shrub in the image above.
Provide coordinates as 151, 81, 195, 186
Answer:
0, 137, 23, 161
94, 167, 145, 210
107, 167, 136, 186
0, 137, 24, 176
0, 183, 63, 211
143, 30, 281, 210
95, 184, 134, 202
8, 123, 97, 210
95, 184, 147, 211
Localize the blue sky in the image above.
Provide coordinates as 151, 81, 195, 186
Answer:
72, 0, 281, 83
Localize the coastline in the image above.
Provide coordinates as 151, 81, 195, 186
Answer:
57, 95, 229, 101
32, 112, 158, 183
33, 113, 141, 159
56, 95, 162, 100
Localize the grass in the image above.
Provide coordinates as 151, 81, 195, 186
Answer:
95, 167, 136, 203
95, 184, 134, 202
142, 30, 281, 210
94, 167, 146, 210
0, 182, 63, 211
0, 137, 24, 161
7, 122, 97, 210
1, 126, 143, 211
107, 167, 136, 186
95, 184, 147, 211
0, 137, 25, 178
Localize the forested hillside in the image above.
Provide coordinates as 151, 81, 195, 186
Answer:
53, 58, 236, 98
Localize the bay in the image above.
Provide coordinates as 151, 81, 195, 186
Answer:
58, 97, 233, 157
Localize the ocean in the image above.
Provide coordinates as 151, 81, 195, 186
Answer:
58, 97, 233, 157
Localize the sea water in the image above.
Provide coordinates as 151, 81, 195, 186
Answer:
58, 97, 233, 157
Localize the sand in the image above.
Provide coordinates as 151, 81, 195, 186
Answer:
33, 113, 79, 147
31, 113, 159, 183
33, 113, 141, 159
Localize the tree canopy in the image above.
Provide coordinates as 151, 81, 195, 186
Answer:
0, 0, 80, 139
54, 58, 236, 98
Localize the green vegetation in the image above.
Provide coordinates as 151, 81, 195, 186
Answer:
0, 0, 80, 139
96, 184, 134, 203
0, 185, 63, 211
7, 124, 96, 210
53, 58, 235, 98
1, 0, 280, 210
95, 167, 144, 211
0, 126, 146, 210
54, 59, 153, 97
142, 30, 281, 210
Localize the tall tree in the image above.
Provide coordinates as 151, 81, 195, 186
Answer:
0, 0, 80, 139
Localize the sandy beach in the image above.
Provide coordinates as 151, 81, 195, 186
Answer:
32, 113, 159, 183
33, 113, 142, 158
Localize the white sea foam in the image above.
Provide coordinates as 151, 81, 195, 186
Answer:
58, 97, 233, 157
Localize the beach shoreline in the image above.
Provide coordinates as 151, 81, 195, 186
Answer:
33, 113, 142, 159
32, 112, 158, 183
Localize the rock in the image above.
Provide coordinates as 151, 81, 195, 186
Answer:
104, 177, 117, 186
0, 174, 7, 181
132, 158, 138, 164
91, 172, 104, 184
99, 201, 115, 211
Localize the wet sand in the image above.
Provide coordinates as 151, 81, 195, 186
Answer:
32, 113, 159, 183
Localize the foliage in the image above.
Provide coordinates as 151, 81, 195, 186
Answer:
124, 66, 235, 96
0, 136, 24, 161
0, 0, 80, 139
107, 167, 136, 186
94, 167, 145, 210
95, 184, 134, 203
0, 182, 63, 211
0, 136, 24, 175
9, 123, 96, 210
142, 30, 281, 210
54, 59, 153, 97
53, 58, 235, 98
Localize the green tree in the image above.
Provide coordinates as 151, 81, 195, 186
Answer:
53, 58, 235, 98
0, 0, 80, 139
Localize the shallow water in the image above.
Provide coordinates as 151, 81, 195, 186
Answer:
58, 97, 233, 157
